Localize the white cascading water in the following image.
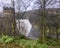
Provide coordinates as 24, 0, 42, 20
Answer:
16, 19, 32, 37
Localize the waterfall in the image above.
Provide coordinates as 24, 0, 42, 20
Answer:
16, 19, 32, 37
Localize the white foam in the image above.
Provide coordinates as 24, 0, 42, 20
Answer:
16, 19, 32, 37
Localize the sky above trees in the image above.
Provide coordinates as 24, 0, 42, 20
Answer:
0, 0, 60, 12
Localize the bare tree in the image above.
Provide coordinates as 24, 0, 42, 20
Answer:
16, 0, 30, 32
55, 0, 60, 42
55, 14, 59, 42
36, 0, 58, 43
11, 0, 16, 37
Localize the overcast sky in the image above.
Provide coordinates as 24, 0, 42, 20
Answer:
0, 0, 60, 12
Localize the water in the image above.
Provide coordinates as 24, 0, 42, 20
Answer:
16, 19, 32, 37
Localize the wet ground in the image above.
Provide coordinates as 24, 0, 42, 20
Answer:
0, 44, 20, 48
0, 44, 60, 48
48, 46, 60, 48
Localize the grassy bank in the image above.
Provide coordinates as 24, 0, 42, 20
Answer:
0, 35, 60, 48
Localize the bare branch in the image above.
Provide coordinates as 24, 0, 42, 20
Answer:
45, 0, 52, 7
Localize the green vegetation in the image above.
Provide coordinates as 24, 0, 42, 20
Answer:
0, 35, 60, 48
0, 35, 48, 48
15, 39, 48, 48
46, 39, 60, 46
0, 35, 14, 44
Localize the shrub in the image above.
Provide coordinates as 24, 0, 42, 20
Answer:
0, 35, 14, 44
0, 35, 48, 48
